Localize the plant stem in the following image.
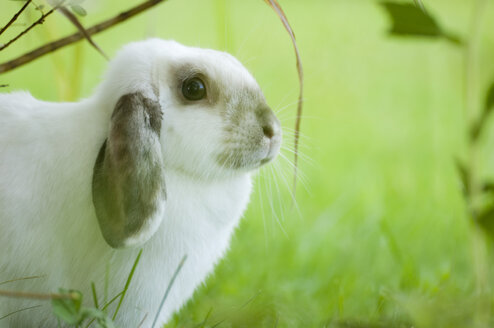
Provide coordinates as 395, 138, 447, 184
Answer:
0, 0, 168, 74
464, 0, 490, 325
0, 0, 33, 36
0, 6, 58, 52
0, 289, 75, 300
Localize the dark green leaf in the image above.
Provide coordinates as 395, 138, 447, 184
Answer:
381, 2, 441, 36
485, 82, 494, 113
483, 181, 494, 194
70, 4, 87, 16
470, 82, 494, 141
51, 290, 83, 325
477, 205, 494, 238
380, 2, 461, 44
455, 159, 470, 196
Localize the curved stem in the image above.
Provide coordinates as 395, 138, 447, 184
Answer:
464, 0, 490, 325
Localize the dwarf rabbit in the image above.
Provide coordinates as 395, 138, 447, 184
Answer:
0, 39, 281, 327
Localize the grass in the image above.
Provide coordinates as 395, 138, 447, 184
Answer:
2, 0, 494, 327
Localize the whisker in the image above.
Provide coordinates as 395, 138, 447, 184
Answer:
272, 160, 302, 219
263, 165, 288, 237
278, 153, 311, 194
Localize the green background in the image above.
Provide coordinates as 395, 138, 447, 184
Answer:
2, 0, 494, 327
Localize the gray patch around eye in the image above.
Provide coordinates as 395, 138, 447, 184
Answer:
168, 63, 220, 107
92, 92, 166, 249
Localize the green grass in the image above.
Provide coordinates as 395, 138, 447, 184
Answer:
2, 0, 494, 327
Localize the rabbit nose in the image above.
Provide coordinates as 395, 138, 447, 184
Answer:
262, 124, 275, 139
256, 105, 280, 139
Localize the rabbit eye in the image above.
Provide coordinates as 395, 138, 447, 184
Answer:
182, 77, 206, 101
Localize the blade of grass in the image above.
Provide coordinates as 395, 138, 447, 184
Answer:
91, 282, 99, 309
197, 307, 213, 328
263, 0, 304, 193
151, 255, 187, 328
0, 275, 46, 287
0, 304, 42, 321
112, 249, 143, 321
104, 263, 110, 305
85, 291, 123, 328
102, 291, 123, 311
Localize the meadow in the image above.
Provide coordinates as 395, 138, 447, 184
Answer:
2, 0, 494, 327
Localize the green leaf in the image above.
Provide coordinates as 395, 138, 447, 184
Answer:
485, 82, 494, 113
51, 289, 83, 325
70, 4, 87, 16
455, 159, 470, 196
477, 205, 494, 238
380, 2, 461, 44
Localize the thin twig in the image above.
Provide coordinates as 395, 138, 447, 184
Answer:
0, 0, 33, 36
0, 275, 46, 287
0, 289, 76, 300
58, 6, 109, 60
137, 313, 148, 328
0, 0, 168, 74
0, 6, 58, 52
0, 304, 42, 321
264, 0, 304, 194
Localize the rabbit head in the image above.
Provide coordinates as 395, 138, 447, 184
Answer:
92, 39, 281, 248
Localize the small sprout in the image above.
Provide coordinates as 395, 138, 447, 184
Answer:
70, 4, 87, 16
51, 289, 83, 325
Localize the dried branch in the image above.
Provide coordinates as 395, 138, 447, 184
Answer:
0, 289, 76, 300
0, 0, 33, 36
58, 6, 109, 60
0, 5, 58, 52
264, 0, 304, 192
0, 0, 168, 74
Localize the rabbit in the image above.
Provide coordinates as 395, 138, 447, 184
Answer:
0, 39, 281, 327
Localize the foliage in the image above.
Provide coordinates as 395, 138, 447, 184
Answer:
51, 289, 115, 328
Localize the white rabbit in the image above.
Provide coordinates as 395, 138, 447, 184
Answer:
0, 39, 281, 327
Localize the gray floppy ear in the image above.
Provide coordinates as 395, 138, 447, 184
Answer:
92, 92, 166, 249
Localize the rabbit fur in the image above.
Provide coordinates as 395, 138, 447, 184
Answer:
0, 39, 281, 327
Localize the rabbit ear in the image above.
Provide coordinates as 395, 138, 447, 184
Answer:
92, 92, 166, 249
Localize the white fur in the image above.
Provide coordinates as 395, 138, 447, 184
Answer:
0, 39, 279, 327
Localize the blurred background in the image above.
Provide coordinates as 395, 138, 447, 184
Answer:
2, 0, 494, 327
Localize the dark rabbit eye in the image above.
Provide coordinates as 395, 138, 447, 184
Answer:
182, 77, 206, 101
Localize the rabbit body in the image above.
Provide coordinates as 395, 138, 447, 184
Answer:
0, 39, 281, 327
0, 91, 251, 327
